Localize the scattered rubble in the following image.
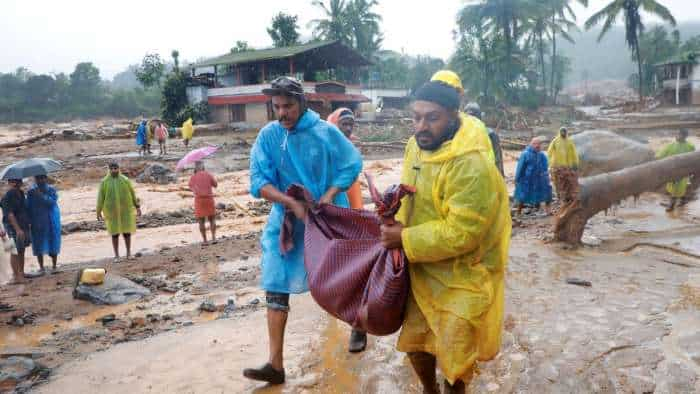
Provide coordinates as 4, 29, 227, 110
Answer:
136, 163, 177, 184
73, 274, 151, 305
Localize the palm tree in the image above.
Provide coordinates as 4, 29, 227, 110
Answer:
585, 0, 676, 102
309, 0, 352, 44
347, 0, 383, 58
547, 0, 585, 101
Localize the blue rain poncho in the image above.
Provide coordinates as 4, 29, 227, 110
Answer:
514, 145, 552, 205
26, 184, 61, 256
136, 120, 147, 146
250, 109, 363, 294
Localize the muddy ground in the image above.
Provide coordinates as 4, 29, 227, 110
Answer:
0, 109, 699, 393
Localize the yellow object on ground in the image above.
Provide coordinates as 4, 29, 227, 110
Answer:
657, 141, 696, 197
547, 135, 579, 169
80, 268, 106, 285
182, 118, 194, 141
395, 115, 512, 385
96, 174, 139, 235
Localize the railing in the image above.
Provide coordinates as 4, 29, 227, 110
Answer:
207, 82, 364, 97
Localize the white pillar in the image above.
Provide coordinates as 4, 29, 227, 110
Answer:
676, 65, 681, 106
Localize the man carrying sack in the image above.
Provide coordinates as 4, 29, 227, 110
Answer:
244, 76, 362, 385
380, 81, 511, 393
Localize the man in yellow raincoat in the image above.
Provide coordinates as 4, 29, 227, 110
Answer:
547, 127, 579, 204
380, 81, 511, 393
182, 118, 194, 148
430, 70, 496, 165
657, 128, 695, 211
96, 162, 142, 262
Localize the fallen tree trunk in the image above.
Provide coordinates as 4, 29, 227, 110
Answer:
555, 151, 700, 244
0, 130, 54, 149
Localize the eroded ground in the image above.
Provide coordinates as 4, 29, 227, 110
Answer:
0, 112, 699, 393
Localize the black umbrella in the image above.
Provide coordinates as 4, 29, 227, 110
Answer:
0, 158, 62, 180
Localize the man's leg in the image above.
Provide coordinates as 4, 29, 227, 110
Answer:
37, 255, 45, 272
17, 249, 25, 277
10, 254, 25, 284
408, 352, 439, 394
243, 292, 288, 384
50, 254, 58, 270
123, 233, 132, 258
208, 216, 216, 241
111, 234, 120, 259
443, 379, 466, 394
198, 218, 207, 243
667, 197, 678, 212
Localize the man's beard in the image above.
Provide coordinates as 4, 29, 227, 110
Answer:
415, 119, 460, 151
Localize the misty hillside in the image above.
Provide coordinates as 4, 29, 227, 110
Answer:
561, 22, 700, 85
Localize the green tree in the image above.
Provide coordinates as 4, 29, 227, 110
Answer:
171, 50, 181, 73
585, 0, 676, 102
635, 26, 679, 94
310, 0, 352, 44
408, 56, 445, 93
69, 62, 102, 113
267, 12, 301, 47
161, 73, 188, 125
680, 35, 700, 54
546, 0, 586, 101
24, 74, 56, 107
346, 0, 383, 58
230, 41, 251, 53
135, 53, 165, 88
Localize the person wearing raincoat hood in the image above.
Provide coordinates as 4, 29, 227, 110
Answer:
181, 118, 194, 148
243, 77, 362, 385
136, 120, 148, 156
430, 70, 499, 170
380, 81, 511, 393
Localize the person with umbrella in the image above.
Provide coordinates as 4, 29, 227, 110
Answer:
1, 179, 31, 284
96, 162, 142, 262
188, 161, 218, 245
27, 175, 61, 273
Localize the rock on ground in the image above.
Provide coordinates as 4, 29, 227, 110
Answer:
0, 357, 47, 392
136, 163, 176, 184
73, 274, 151, 305
571, 130, 655, 176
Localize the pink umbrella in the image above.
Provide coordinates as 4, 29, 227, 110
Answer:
176, 146, 219, 171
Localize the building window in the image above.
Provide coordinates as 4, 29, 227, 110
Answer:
229, 104, 246, 122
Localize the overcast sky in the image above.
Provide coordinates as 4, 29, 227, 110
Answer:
2, 0, 699, 79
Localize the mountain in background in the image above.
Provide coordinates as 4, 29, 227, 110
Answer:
561, 21, 700, 85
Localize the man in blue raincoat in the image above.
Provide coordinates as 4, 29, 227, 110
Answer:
136, 119, 147, 156
514, 138, 552, 215
243, 77, 362, 385
27, 175, 62, 273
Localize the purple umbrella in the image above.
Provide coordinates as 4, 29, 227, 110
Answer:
176, 146, 219, 171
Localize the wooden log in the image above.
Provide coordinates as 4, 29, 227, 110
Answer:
0, 130, 54, 149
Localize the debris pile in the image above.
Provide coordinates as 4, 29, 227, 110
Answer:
136, 163, 177, 185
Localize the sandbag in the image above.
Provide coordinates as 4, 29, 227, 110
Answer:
281, 177, 414, 336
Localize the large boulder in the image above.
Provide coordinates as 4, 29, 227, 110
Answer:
571, 130, 655, 176
73, 273, 151, 305
0, 357, 47, 392
136, 163, 176, 184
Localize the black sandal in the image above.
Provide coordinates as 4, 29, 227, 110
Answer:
243, 363, 285, 384
348, 330, 367, 353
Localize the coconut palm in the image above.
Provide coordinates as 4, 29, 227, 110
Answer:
310, 0, 352, 44
347, 0, 383, 58
585, 0, 676, 102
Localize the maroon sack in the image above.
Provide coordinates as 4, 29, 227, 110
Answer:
281, 175, 415, 336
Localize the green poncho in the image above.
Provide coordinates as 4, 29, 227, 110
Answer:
97, 174, 139, 235
657, 141, 696, 197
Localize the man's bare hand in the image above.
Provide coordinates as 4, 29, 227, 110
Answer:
288, 199, 308, 221
319, 187, 341, 205
380, 223, 404, 249
97, 212, 103, 222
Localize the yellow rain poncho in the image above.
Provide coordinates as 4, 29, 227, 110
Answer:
181, 118, 194, 141
657, 141, 696, 197
396, 115, 512, 384
96, 174, 139, 235
458, 113, 495, 164
547, 135, 579, 169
